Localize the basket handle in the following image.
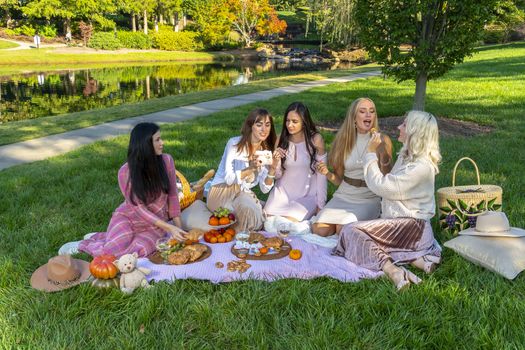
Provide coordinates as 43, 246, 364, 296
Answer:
175, 171, 191, 197
454, 201, 488, 217
452, 157, 481, 187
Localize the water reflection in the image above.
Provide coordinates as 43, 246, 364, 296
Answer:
0, 61, 352, 123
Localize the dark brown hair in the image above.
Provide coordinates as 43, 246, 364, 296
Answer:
236, 108, 276, 155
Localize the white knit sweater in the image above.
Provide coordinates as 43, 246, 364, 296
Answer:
363, 152, 436, 220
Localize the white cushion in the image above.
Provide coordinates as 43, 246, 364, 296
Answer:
180, 200, 214, 232
444, 235, 525, 279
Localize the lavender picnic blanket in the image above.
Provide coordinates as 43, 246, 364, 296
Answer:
137, 235, 382, 284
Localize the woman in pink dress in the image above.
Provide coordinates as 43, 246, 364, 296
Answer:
78, 122, 187, 258
264, 102, 327, 222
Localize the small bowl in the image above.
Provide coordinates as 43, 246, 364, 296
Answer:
235, 231, 249, 242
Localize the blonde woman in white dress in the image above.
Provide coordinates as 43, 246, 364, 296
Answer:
313, 98, 393, 237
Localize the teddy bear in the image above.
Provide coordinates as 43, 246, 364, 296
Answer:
114, 252, 152, 294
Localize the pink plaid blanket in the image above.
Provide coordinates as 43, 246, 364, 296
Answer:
138, 236, 381, 284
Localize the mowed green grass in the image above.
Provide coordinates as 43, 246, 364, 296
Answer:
0, 39, 19, 50
1, 42, 525, 348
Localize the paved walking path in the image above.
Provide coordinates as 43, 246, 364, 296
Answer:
0, 71, 380, 171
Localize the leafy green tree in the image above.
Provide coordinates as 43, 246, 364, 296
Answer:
0, 0, 20, 28
159, 0, 183, 30
490, 0, 525, 40
356, 0, 497, 111
185, 0, 233, 48
23, 0, 116, 33
116, 0, 142, 31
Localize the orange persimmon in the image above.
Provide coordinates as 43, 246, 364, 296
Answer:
219, 217, 230, 225
289, 249, 302, 260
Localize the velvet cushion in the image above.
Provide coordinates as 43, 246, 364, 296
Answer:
180, 200, 214, 232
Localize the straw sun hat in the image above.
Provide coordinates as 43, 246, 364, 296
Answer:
459, 211, 525, 238
30, 255, 91, 292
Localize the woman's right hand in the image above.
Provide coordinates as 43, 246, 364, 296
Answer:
272, 147, 286, 168
167, 224, 187, 241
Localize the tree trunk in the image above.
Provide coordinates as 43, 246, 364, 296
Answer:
143, 10, 148, 34
63, 18, 71, 36
132, 14, 136, 32
413, 71, 428, 111
6, 13, 13, 29
146, 75, 150, 99
305, 14, 310, 38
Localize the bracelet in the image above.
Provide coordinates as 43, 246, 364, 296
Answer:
267, 174, 275, 179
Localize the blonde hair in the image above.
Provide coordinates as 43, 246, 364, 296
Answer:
401, 110, 441, 172
328, 98, 379, 171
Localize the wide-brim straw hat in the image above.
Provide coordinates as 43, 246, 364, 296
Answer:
459, 211, 525, 238
30, 255, 91, 292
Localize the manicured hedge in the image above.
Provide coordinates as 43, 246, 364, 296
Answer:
151, 31, 203, 51
117, 31, 152, 49
88, 32, 122, 50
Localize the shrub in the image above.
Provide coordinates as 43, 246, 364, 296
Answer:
117, 31, 152, 49
3, 28, 16, 36
151, 31, 203, 51
483, 24, 506, 44
14, 24, 36, 37
88, 32, 122, 50
37, 25, 57, 39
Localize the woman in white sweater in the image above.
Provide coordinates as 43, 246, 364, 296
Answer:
333, 110, 442, 291
207, 108, 277, 232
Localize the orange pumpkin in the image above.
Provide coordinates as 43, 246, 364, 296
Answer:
289, 249, 302, 260
89, 255, 118, 279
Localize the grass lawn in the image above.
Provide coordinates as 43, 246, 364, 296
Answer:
0, 66, 377, 146
0, 39, 19, 50
1, 42, 525, 348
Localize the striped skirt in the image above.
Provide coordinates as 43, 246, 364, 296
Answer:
333, 217, 441, 271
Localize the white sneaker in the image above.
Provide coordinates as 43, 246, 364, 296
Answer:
83, 232, 97, 240
58, 241, 81, 255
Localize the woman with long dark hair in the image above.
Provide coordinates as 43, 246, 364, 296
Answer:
207, 108, 277, 232
264, 102, 327, 223
75, 122, 186, 258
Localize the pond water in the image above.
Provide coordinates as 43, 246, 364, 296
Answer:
0, 60, 352, 123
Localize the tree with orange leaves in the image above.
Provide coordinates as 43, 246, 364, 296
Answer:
226, 0, 287, 47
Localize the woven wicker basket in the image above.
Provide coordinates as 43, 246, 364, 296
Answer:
437, 157, 502, 233
176, 169, 215, 210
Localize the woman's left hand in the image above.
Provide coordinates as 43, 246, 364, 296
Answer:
367, 132, 382, 153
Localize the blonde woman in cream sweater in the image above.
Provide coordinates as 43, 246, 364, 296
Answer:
333, 110, 442, 291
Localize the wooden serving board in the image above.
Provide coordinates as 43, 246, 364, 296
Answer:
148, 244, 212, 265
231, 241, 292, 261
